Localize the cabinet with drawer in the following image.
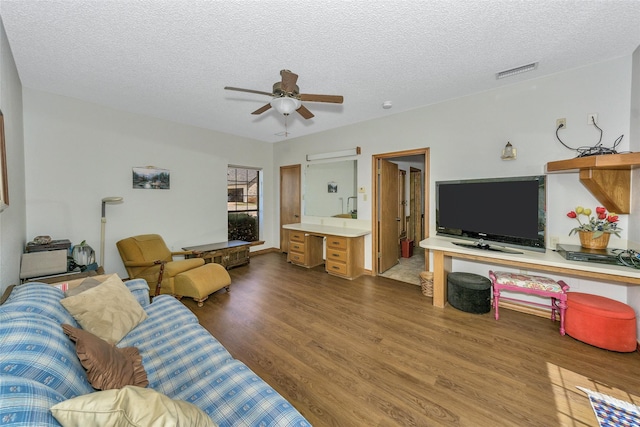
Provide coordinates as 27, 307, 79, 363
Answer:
287, 231, 324, 268
325, 235, 364, 280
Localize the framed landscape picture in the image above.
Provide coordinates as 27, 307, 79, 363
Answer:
132, 166, 170, 190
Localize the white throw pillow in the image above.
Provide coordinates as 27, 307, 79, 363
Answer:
60, 274, 147, 344
50, 385, 216, 427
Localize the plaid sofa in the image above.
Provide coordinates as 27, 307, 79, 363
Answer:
0, 279, 310, 426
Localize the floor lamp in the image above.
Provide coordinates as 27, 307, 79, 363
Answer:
100, 196, 123, 270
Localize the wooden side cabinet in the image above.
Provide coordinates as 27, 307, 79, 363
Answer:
325, 235, 364, 280
287, 231, 324, 268
183, 240, 250, 270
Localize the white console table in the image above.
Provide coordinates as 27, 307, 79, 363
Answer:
420, 236, 640, 308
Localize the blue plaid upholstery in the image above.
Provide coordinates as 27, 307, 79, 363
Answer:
118, 295, 233, 394
121, 278, 152, 307
0, 312, 94, 399
177, 360, 311, 427
0, 376, 64, 426
0, 279, 310, 426
119, 294, 310, 426
3, 283, 79, 326
0, 375, 65, 427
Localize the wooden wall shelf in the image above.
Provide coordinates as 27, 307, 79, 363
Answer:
546, 152, 640, 214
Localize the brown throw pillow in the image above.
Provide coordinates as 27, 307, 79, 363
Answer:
62, 324, 148, 390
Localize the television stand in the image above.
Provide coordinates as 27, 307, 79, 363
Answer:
420, 236, 640, 309
452, 241, 523, 254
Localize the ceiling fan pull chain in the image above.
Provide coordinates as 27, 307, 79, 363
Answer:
284, 114, 289, 137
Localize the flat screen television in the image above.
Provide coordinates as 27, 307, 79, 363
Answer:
435, 175, 546, 253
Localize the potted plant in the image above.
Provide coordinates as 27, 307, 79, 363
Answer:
566, 206, 621, 249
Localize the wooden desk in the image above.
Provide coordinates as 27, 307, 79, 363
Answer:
183, 240, 250, 270
283, 223, 370, 280
420, 236, 640, 308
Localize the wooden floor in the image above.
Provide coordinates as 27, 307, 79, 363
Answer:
182, 252, 640, 427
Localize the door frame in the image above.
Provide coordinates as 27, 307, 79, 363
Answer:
372, 148, 430, 276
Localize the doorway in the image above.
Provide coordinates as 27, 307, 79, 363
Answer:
372, 148, 429, 283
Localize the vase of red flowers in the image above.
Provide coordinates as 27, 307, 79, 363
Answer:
567, 206, 621, 249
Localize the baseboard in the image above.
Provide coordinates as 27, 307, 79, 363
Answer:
249, 247, 280, 256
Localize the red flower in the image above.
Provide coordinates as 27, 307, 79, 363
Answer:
598, 212, 607, 220
596, 206, 606, 215
567, 211, 577, 218
607, 215, 619, 223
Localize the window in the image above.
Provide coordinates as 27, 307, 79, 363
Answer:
227, 166, 261, 242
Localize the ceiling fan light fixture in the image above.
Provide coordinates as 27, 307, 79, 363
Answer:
270, 97, 301, 115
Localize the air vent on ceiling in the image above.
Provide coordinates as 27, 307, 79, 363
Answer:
496, 62, 538, 79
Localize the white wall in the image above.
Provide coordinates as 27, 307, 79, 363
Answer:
274, 56, 636, 305
0, 17, 25, 293
23, 89, 275, 280
14, 47, 640, 336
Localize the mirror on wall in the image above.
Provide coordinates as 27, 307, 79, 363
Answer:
304, 160, 357, 218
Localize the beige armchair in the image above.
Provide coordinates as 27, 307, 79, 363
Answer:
116, 234, 231, 306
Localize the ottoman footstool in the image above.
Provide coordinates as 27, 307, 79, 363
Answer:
174, 263, 231, 307
447, 272, 491, 314
565, 292, 637, 352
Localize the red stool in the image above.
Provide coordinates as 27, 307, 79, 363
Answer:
565, 292, 637, 352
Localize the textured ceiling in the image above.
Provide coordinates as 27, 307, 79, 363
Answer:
1, 1, 640, 143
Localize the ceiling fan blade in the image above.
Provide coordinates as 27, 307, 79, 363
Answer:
251, 104, 272, 115
280, 70, 299, 93
224, 86, 274, 97
299, 93, 344, 104
296, 105, 314, 119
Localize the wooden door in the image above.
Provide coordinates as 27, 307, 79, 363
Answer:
410, 167, 422, 244
378, 158, 399, 273
398, 169, 407, 239
280, 164, 301, 252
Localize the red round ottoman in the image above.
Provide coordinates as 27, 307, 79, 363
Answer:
565, 292, 637, 352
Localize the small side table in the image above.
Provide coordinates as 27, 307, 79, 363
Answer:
22, 267, 105, 284
183, 240, 250, 270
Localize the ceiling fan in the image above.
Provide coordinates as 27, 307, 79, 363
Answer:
224, 70, 343, 119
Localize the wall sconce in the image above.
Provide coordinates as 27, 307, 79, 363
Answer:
306, 147, 361, 161
501, 142, 516, 160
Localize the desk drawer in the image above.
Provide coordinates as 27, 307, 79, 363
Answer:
289, 252, 305, 264
326, 248, 347, 262
289, 232, 305, 243
289, 241, 305, 253
326, 259, 347, 275
326, 236, 348, 250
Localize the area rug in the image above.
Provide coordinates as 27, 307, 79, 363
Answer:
577, 386, 640, 427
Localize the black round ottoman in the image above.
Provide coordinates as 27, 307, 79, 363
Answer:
447, 272, 491, 314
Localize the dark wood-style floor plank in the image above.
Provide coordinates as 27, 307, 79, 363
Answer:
182, 253, 640, 427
